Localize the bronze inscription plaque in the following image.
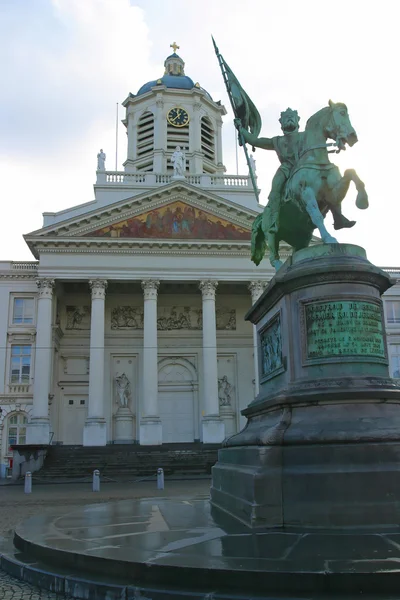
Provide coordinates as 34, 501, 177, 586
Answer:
305, 300, 385, 360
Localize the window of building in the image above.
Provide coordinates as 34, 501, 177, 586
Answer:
201, 116, 215, 167
391, 346, 400, 378
386, 301, 400, 324
13, 298, 34, 324
10, 345, 31, 384
8, 413, 28, 446
137, 111, 154, 169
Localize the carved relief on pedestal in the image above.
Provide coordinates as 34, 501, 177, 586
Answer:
111, 307, 144, 330
260, 314, 283, 380
66, 306, 91, 330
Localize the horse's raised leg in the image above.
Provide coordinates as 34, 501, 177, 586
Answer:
301, 186, 338, 244
331, 168, 368, 210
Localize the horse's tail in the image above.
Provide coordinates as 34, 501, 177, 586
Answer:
251, 214, 266, 266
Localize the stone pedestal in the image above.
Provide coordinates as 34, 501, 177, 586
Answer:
211, 244, 400, 529
202, 417, 225, 444
139, 418, 162, 445
83, 419, 107, 447
114, 407, 134, 443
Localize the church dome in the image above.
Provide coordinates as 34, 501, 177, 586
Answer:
137, 73, 195, 96
136, 46, 211, 99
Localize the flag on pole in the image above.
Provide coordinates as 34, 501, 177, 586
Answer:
223, 60, 262, 139
212, 36, 261, 201
212, 37, 262, 139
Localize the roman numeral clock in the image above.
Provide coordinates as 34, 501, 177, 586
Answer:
167, 107, 190, 127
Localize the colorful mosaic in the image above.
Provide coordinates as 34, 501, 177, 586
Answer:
87, 201, 251, 240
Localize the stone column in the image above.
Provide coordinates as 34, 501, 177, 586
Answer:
140, 280, 162, 445
83, 279, 108, 446
26, 278, 55, 445
199, 280, 225, 443
249, 281, 266, 396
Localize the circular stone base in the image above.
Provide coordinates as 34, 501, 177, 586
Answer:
5, 496, 400, 599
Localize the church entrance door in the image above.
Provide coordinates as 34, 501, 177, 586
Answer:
60, 391, 88, 445
158, 360, 197, 443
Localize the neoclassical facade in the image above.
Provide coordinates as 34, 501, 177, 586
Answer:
1, 48, 399, 477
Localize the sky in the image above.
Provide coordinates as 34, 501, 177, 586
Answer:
0, 0, 398, 266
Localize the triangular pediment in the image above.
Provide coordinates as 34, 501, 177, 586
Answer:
25, 181, 257, 243
85, 199, 251, 241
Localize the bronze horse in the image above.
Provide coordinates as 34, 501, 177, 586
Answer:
251, 101, 368, 269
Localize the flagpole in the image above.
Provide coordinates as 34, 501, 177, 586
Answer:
235, 126, 239, 175
212, 36, 259, 203
115, 102, 119, 172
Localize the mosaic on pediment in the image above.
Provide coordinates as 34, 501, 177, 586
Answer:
110, 305, 236, 331
86, 201, 251, 240
66, 306, 91, 330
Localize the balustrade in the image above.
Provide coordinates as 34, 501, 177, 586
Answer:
100, 171, 251, 188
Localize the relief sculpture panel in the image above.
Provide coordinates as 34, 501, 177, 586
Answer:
157, 306, 202, 330
66, 306, 91, 330
216, 308, 236, 330
260, 314, 283, 380
111, 307, 144, 330
110, 305, 236, 331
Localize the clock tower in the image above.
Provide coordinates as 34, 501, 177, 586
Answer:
122, 45, 227, 175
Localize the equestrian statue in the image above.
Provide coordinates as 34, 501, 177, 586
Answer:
213, 39, 368, 271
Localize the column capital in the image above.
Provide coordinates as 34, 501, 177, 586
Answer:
248, 280, 266, 303
141, 279, 160, 300
36, 278, 55, 299
89, 279, 108, 300
199, 280, 218, 300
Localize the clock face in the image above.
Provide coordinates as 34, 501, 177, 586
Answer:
167, 107, 190, 128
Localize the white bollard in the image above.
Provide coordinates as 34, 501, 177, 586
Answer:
93, 469, 100, 492
157, 467, 164, 490
24, 471, 32, 494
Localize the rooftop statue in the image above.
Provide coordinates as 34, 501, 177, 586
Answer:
213, 39, 368, 270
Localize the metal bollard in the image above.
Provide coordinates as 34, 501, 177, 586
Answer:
93, 469, 100, 492
157, 467, 164, 490
24, 471, 32, 494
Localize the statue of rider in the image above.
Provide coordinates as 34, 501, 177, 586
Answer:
238, 108, 355, 237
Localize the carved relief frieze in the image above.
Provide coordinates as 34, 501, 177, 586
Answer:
157, 306, 202, 330
110, 305, 236, 331
66, 306, 91, 330
216, 308, 236, 330
111, 307, 144, 330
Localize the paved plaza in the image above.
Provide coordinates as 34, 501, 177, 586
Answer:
0, 478, 211, 599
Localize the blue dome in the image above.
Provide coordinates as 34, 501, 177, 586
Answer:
137, 74, 195, 96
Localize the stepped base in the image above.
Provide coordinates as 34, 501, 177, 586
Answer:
34, 443, 220, 480
4, 497, 400, 599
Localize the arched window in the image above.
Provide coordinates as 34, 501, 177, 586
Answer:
201, 116, 215, 167
8, 413, 28, 446
136, 111, 154, 171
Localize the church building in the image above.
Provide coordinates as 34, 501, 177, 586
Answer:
0, 46, 399, 478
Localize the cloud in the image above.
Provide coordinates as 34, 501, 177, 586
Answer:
0, 0, 399, 266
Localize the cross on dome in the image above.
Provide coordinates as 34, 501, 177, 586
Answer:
170, 41, 180, 54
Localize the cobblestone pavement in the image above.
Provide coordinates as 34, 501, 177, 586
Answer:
0, 569, 74, 599
0, 479, 211, 599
